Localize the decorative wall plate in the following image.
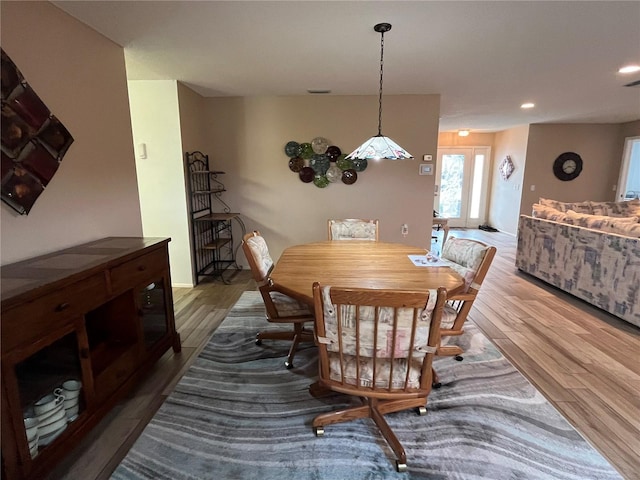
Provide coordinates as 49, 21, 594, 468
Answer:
285, 139, 366, 188
341, 169, 357, 185
284, 141, 301, 158
310, 154, 329, 174
326, 145, 341, 160
311, 136, 329, 154
313, 175, 329, 188
326, 165, 341, 183
299, 166, 314, 183
288, 156, 304, 172
299, 143, 314, 159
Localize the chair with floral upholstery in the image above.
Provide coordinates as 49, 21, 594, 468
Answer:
437, 236, 496, 359
241, 231, 314, 368
310, 282, 447, 472
327, 218, 379, 241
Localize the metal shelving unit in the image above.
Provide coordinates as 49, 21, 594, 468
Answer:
185, 151, 245, 284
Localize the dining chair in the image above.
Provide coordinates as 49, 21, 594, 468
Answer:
327, 218, 379, 241
438, 236, 496, 359
241, 231, 314, 368
310, 282, 447, 472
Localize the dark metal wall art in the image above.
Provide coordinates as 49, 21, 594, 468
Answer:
1, 49, 74, 215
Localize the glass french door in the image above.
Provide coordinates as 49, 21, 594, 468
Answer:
435, 147, 490, 228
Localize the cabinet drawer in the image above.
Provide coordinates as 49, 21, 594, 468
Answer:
109, 248, 167, 293
1, 274, 107, 352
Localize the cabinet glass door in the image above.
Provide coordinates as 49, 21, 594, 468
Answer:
15, 331, 84, 458
139, 279, 169, 349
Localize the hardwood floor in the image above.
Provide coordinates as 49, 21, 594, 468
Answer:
49, 230, 639, 480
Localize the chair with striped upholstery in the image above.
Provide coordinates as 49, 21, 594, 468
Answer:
242, 231, 314, 368
310, 282, 447, 472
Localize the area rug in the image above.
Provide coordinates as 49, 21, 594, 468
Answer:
111, 291, 621, 480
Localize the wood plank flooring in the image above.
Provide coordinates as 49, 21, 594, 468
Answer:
49, 230, 639, 480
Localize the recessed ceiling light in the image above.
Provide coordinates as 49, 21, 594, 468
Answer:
521, 102, 535, 109
618, 65, 640, 74
458, 129, 470, 137
307, 89, 331, 94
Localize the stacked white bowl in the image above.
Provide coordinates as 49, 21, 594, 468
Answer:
33, 393, 67, 447
23, 417, 39, 458
23, 379, 83, 454
55, 379, 82, 422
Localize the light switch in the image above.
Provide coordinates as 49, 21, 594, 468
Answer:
423, 154, 433, 161
137, 143, 147, 159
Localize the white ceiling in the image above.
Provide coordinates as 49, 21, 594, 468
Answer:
53, 1, 640, 133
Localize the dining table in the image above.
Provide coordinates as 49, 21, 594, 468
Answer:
271, 240, 464, 389
270, 240, 465, 306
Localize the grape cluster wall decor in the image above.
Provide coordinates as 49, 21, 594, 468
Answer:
1, 49, 74, 215
285, 137, 368, 188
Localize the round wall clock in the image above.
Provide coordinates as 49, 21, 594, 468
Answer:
553, 152, 583, 181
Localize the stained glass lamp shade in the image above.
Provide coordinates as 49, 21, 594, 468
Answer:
346, 23, 413, 161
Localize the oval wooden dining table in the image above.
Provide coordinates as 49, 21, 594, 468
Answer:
270, 240, 465, 305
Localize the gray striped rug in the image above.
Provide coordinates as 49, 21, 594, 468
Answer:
112, 291, 621, 480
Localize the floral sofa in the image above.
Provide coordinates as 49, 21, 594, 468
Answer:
516, 198, 640, 327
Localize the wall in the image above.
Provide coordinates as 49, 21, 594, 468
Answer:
520, 124, 627, 215
203, 94, 440, 265
438, 132, 496, 148
619, 120, 640, 140
127, 80, 193, 286
177, 82, 211, 285
489, 125, 530, 235
1, 2, 143, 264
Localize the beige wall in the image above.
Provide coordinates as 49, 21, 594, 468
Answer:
520, 124, 627, 215
177, 82, 211, 285
438, 132, 496, 149
1, 2, 143, 265
178, 82, 209, 154
620, 120, 640, 140
489, 125, 530, 235
203, 94, 440, 264
128, 80, 193, 286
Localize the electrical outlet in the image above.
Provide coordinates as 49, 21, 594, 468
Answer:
401, 224, 409, 236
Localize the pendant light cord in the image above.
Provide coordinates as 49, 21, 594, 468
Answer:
378, 30, 385, 136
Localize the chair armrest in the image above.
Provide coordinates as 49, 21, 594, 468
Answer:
447, 293, 476, 302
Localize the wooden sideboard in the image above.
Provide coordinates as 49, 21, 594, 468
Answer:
1, 237, 181, 480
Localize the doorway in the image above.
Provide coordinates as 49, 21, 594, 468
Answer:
435, 147, 491, 228
617, 136, 640, 200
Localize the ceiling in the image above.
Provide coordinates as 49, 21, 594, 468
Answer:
53, 1, 640, 133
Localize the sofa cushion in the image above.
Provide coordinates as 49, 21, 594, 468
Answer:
589, 199, 640, 218
565, 210, 637, 226
609, 220, 640, 238
539, 198, 592, 213
532, 203, 570, 222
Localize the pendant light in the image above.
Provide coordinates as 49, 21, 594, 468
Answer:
346, 23, 413, 160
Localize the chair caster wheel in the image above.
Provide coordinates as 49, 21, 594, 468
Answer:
255, 338, 262, 346
432, 382, 442, 389
396, 461, 407, 472
455, 355, 464, 361
416, 406, 427, 416
285, 360, 294, 369
314, 427, 324, 437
